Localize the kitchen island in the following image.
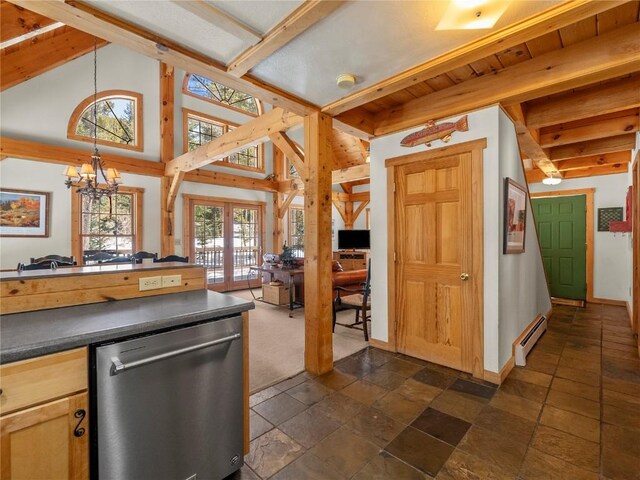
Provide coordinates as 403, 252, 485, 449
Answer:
0, 263, 253, 480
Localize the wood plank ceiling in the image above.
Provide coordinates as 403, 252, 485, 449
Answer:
334, 1, 640, 183
0, 1, 107, 91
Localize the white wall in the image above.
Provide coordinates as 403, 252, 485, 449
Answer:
1, 45, 161, 161
0, 158, 161, 269
498, 112, 552, 368
370, 105, 550, 373
529, 173, 632, 303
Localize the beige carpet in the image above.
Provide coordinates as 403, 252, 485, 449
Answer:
228, 290, 368, 393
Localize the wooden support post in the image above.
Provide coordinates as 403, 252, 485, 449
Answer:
303, 112, 334, 375
160, 62, 175, 257
344, 201, 354, 229
272, 146, 284, 253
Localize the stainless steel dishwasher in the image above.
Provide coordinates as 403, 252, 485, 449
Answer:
92, 315, 244, 480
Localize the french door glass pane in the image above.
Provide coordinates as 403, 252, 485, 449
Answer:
193, 205, 224, 284
233, 207, 259, 281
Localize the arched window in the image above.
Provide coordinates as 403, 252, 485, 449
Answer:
183, 74, 262, 116
68, 90, 143, 152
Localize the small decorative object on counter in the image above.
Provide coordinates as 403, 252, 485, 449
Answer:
280, 242, 296, 269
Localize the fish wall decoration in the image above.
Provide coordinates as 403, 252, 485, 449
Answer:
400, 115, 468, 148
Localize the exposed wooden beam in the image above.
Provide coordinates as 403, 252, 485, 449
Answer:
321, 1, 624, 116
333, 108, 376, 138
332, 191, 350, 202
227, 0, 344, 77
166, 108, 303, 174
269, 131, 306, 175
272, 145, 285, 252
505, 104, 558, 176
352, 200, 370, 223
539, 109, 640, 148
1, 136, 281, 192
303, 112, 334, 375
171, 0, 261, 43
160, 62, 176, 257
0, 1, 57, 43
1, 27, 108, 91
332, 163, 370, 184
166, 171, 185, 212
554, 151, 631, 171
331, 197, 348, 224
374, 22, 640, 136
278, 189, 300, 219
7, 0, 317, 116
548, 133, 636, 161
183, 169, 279, 191
526, 76, 640, 128
526, 162, 629, 182
0, 136, 164, 175
350, 192, 370, 203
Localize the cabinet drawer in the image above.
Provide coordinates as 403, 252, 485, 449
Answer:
0, 348, 87, 415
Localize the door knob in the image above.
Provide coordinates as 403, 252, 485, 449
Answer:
460, 273, 470, 281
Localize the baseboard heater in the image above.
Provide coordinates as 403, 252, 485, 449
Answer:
515, 314, 547, 367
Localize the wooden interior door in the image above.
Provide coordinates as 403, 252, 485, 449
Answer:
532, 195, 587, 301
633, 160, 639, 337
394, 149, 480, 374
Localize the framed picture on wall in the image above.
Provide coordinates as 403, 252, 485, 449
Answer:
0, 188, 50, 237
503, 178, 527, 254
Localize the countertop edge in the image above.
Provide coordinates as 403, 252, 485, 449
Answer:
0, 291, 255, 364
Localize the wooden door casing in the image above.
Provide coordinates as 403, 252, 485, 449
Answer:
387, 139, 484, 378
0, 392, 89, 480
532, 195, 587, 301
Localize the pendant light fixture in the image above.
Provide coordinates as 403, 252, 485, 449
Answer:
63, 37, 122, 199
542, 172, 562, 186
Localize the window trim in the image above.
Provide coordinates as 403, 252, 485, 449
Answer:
182, 108, 264, 173
71, 186, 144, 265
182, 73, 263, 117
287, 205, 305, 247
67, 90, 144, 152
183, 193, 266, 292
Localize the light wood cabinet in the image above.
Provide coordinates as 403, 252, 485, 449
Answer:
333, 250, 368, 271
0, 348, 89, 480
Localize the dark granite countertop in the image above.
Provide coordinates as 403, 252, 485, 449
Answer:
0, 290, 254, 364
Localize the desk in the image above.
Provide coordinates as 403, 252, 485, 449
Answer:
249, 265, 304, 317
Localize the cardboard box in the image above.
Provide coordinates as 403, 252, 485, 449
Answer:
262, 284, 292, 305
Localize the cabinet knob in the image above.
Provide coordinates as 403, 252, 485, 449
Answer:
460, 273, 470, 281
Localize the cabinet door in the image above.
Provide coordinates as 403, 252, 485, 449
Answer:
1, 392, 88, 480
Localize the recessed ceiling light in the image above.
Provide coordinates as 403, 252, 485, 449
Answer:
436, 0, 512, 30
336, 73, 356, 89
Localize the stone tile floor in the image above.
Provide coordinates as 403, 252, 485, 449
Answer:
227, 303, 640, 479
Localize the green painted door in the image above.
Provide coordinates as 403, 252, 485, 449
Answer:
532, 195, 587, 300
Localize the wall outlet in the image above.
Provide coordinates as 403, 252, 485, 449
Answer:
162, 275, 182, 288
139, 276, 162, 291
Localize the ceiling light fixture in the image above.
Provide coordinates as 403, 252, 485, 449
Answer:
63, 38, 122, 200
542, 172, 562, 186
336, 73, 356, 89
436, 0, 512, 30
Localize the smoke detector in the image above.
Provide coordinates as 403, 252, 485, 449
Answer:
336, 73, 356, 89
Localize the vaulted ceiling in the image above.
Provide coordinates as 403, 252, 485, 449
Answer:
2, 1, 639, 182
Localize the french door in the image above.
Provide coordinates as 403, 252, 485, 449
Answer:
184, 195, 264, 292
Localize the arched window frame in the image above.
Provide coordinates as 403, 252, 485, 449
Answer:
67, 90, 144, 152
182, 73, 263, 117
183, 108, 264, 173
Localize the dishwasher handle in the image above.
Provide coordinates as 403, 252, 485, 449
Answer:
110, 332, 241, 375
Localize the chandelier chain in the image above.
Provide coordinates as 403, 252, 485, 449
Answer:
93, 36, 98, 156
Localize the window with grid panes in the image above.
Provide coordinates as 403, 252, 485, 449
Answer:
186, 113, 261, 170
80, 193, 135, 256
288, 207, 304, 257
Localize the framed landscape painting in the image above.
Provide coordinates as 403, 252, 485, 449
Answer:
503, 178, 527, 254
0, 189, 50, 237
